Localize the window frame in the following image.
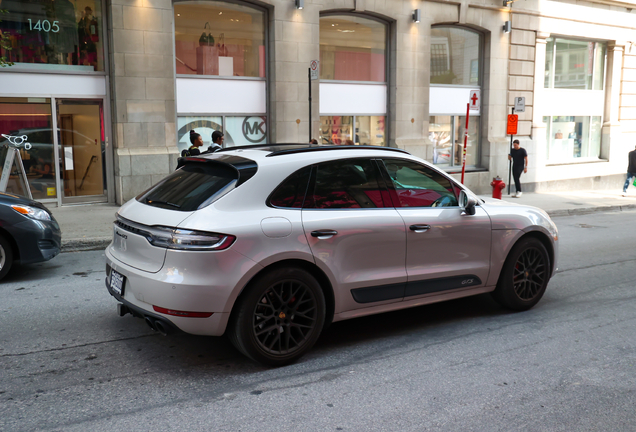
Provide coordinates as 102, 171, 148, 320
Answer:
544, 37, 607, 91
429, 25, 483, 87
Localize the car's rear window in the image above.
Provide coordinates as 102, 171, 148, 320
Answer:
137, 162, 238, 211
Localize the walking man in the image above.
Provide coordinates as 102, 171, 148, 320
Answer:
508, 139, 528, 197
623, 145, 636, 197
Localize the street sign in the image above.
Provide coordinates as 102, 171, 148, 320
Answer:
514, 96, 525, 113
310, 60, 319, 80
507, 114, 518, 135
469, 90, 480, 111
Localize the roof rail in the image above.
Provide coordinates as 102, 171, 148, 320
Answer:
216, 143, 313, 153
266, 145, 411, 157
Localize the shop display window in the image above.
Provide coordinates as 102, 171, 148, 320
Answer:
174, 1, 266, 78
320, 15, 386, 82
544, 39, 606, 90
544, 116, 602, 161
0, 0, 104, 72
0, 97, 56, 200
430, 27, 480, 85
319, 116, 385, 146
177, 115, 266, 153
429, 115, 479, 168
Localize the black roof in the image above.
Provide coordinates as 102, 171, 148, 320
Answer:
216, 143, 410, 157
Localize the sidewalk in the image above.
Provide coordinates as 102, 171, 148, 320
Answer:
50, 189, 636, 252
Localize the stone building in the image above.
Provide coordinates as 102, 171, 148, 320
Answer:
1, 0, 635, 205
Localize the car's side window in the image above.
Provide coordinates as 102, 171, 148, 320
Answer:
304, 158, 386, 209
268, 166, 311, 208
381, 159, 458, 208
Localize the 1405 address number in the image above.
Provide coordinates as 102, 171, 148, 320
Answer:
27, 19, 60, 33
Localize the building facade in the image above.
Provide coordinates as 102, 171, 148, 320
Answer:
1, 0, 636, 205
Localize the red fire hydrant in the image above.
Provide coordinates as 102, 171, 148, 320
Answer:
491, 176, 505, 200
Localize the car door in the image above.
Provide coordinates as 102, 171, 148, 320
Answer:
379, 158, 492, 299
301, 158, 407, 313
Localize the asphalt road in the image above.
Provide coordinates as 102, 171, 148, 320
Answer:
1, 210, 636, 432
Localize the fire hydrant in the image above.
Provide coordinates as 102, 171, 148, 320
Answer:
491, 176, 505, 200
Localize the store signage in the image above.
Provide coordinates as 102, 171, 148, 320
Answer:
514, 97, 525, 113
310, 60, 319, 80
242, 117, 266, 143
27, 19, 60, 33
507, 114, 518, 135
469, 90, 480, 111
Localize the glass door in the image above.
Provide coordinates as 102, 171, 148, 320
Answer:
56, 99, 107, 204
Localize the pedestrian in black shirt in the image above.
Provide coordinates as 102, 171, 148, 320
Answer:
508, 139, 528, 197
622, 145, 636, 197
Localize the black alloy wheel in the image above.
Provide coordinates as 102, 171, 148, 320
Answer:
492, 237, 550, 311
229, 266, 326, 366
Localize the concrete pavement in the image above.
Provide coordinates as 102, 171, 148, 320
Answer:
49, 189, 636, 252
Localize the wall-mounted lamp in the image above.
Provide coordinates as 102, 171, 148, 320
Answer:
503, 0, 513, 6
503, 21, 511, 33
295, 0, 304, 9
412, 9, 421, 23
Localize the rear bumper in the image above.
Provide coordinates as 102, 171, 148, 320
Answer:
104, 245, 259, 336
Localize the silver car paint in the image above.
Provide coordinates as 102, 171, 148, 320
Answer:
105, 147, 558, 336
302, 207, 407, 313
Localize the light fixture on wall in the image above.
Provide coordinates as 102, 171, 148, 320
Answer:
295, 0, 304, 9
503, 21, 511, 33
412, 9, 421, 23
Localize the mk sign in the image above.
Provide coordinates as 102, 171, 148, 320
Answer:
469, 90, 480, 111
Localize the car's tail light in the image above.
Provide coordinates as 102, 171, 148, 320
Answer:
145, 226, 235, 251
153, 305, 213, 318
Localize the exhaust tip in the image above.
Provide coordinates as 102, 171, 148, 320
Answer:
144, 316, 156, 331
154, 319, 169, 336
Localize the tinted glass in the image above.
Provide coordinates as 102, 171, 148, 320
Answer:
305, 159, 385, 209
138, 162, 238, 211
269, 167, 311, 208
382, 159, 458, 208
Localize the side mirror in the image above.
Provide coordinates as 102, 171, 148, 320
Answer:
459, 190, 476, 216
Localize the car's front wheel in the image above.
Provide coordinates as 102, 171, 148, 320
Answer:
0, 234, 14, 281
229, 266, 326, 366
492, 237, 550, 311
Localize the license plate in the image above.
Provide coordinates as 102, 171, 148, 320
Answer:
110, 269, 126, 296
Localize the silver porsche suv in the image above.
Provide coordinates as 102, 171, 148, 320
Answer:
105, 145, 559, 366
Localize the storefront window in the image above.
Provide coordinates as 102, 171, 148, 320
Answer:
320, 15, 386, 82
174, 1, 266, 78
0, 98, 56, 200
429, 115, 479, 168
0, 0, 104, 72
177, 116, 223, 154
544, 115, 602, 161
544, 38, 606, 90
319, 116, 386, 146
430, 27, 480, 85
177, 115, 266, 152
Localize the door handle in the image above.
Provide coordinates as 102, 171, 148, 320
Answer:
311, 229, 338, 238
409, 224, 431, 233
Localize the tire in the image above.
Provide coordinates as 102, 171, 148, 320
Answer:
0, 234, 14, 281
492, 237, 550, 311
229, 266, 326, 366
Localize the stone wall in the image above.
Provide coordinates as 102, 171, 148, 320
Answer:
109, 0, 178, 203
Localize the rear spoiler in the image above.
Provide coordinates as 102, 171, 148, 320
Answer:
176, 155, 258, 186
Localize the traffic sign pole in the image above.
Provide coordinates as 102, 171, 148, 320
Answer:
308, 67, 312, 143
461, 102, 470, 184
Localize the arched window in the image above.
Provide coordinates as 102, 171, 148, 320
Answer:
319, 15, 388, 146
429, 26, 482, 168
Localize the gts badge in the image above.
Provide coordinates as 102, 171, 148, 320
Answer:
461, 278, 475, 285
115, 230, 128, 240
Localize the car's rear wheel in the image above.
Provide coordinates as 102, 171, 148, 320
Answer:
229, 266, 326, 366
0, 234, 14, 281
492, 237, 550, 311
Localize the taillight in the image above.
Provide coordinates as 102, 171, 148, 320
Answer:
145, 226, 236, 251
153, 305, 213, 318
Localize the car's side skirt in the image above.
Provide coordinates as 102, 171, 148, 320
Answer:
335, 285, 495, 323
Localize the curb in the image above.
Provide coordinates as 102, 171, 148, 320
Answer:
62, 238, 111, 253
546, 203, 636, 217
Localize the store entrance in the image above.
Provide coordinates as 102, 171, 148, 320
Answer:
56, 99, 106, 204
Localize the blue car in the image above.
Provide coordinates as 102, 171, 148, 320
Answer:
0, 192, 61, 280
